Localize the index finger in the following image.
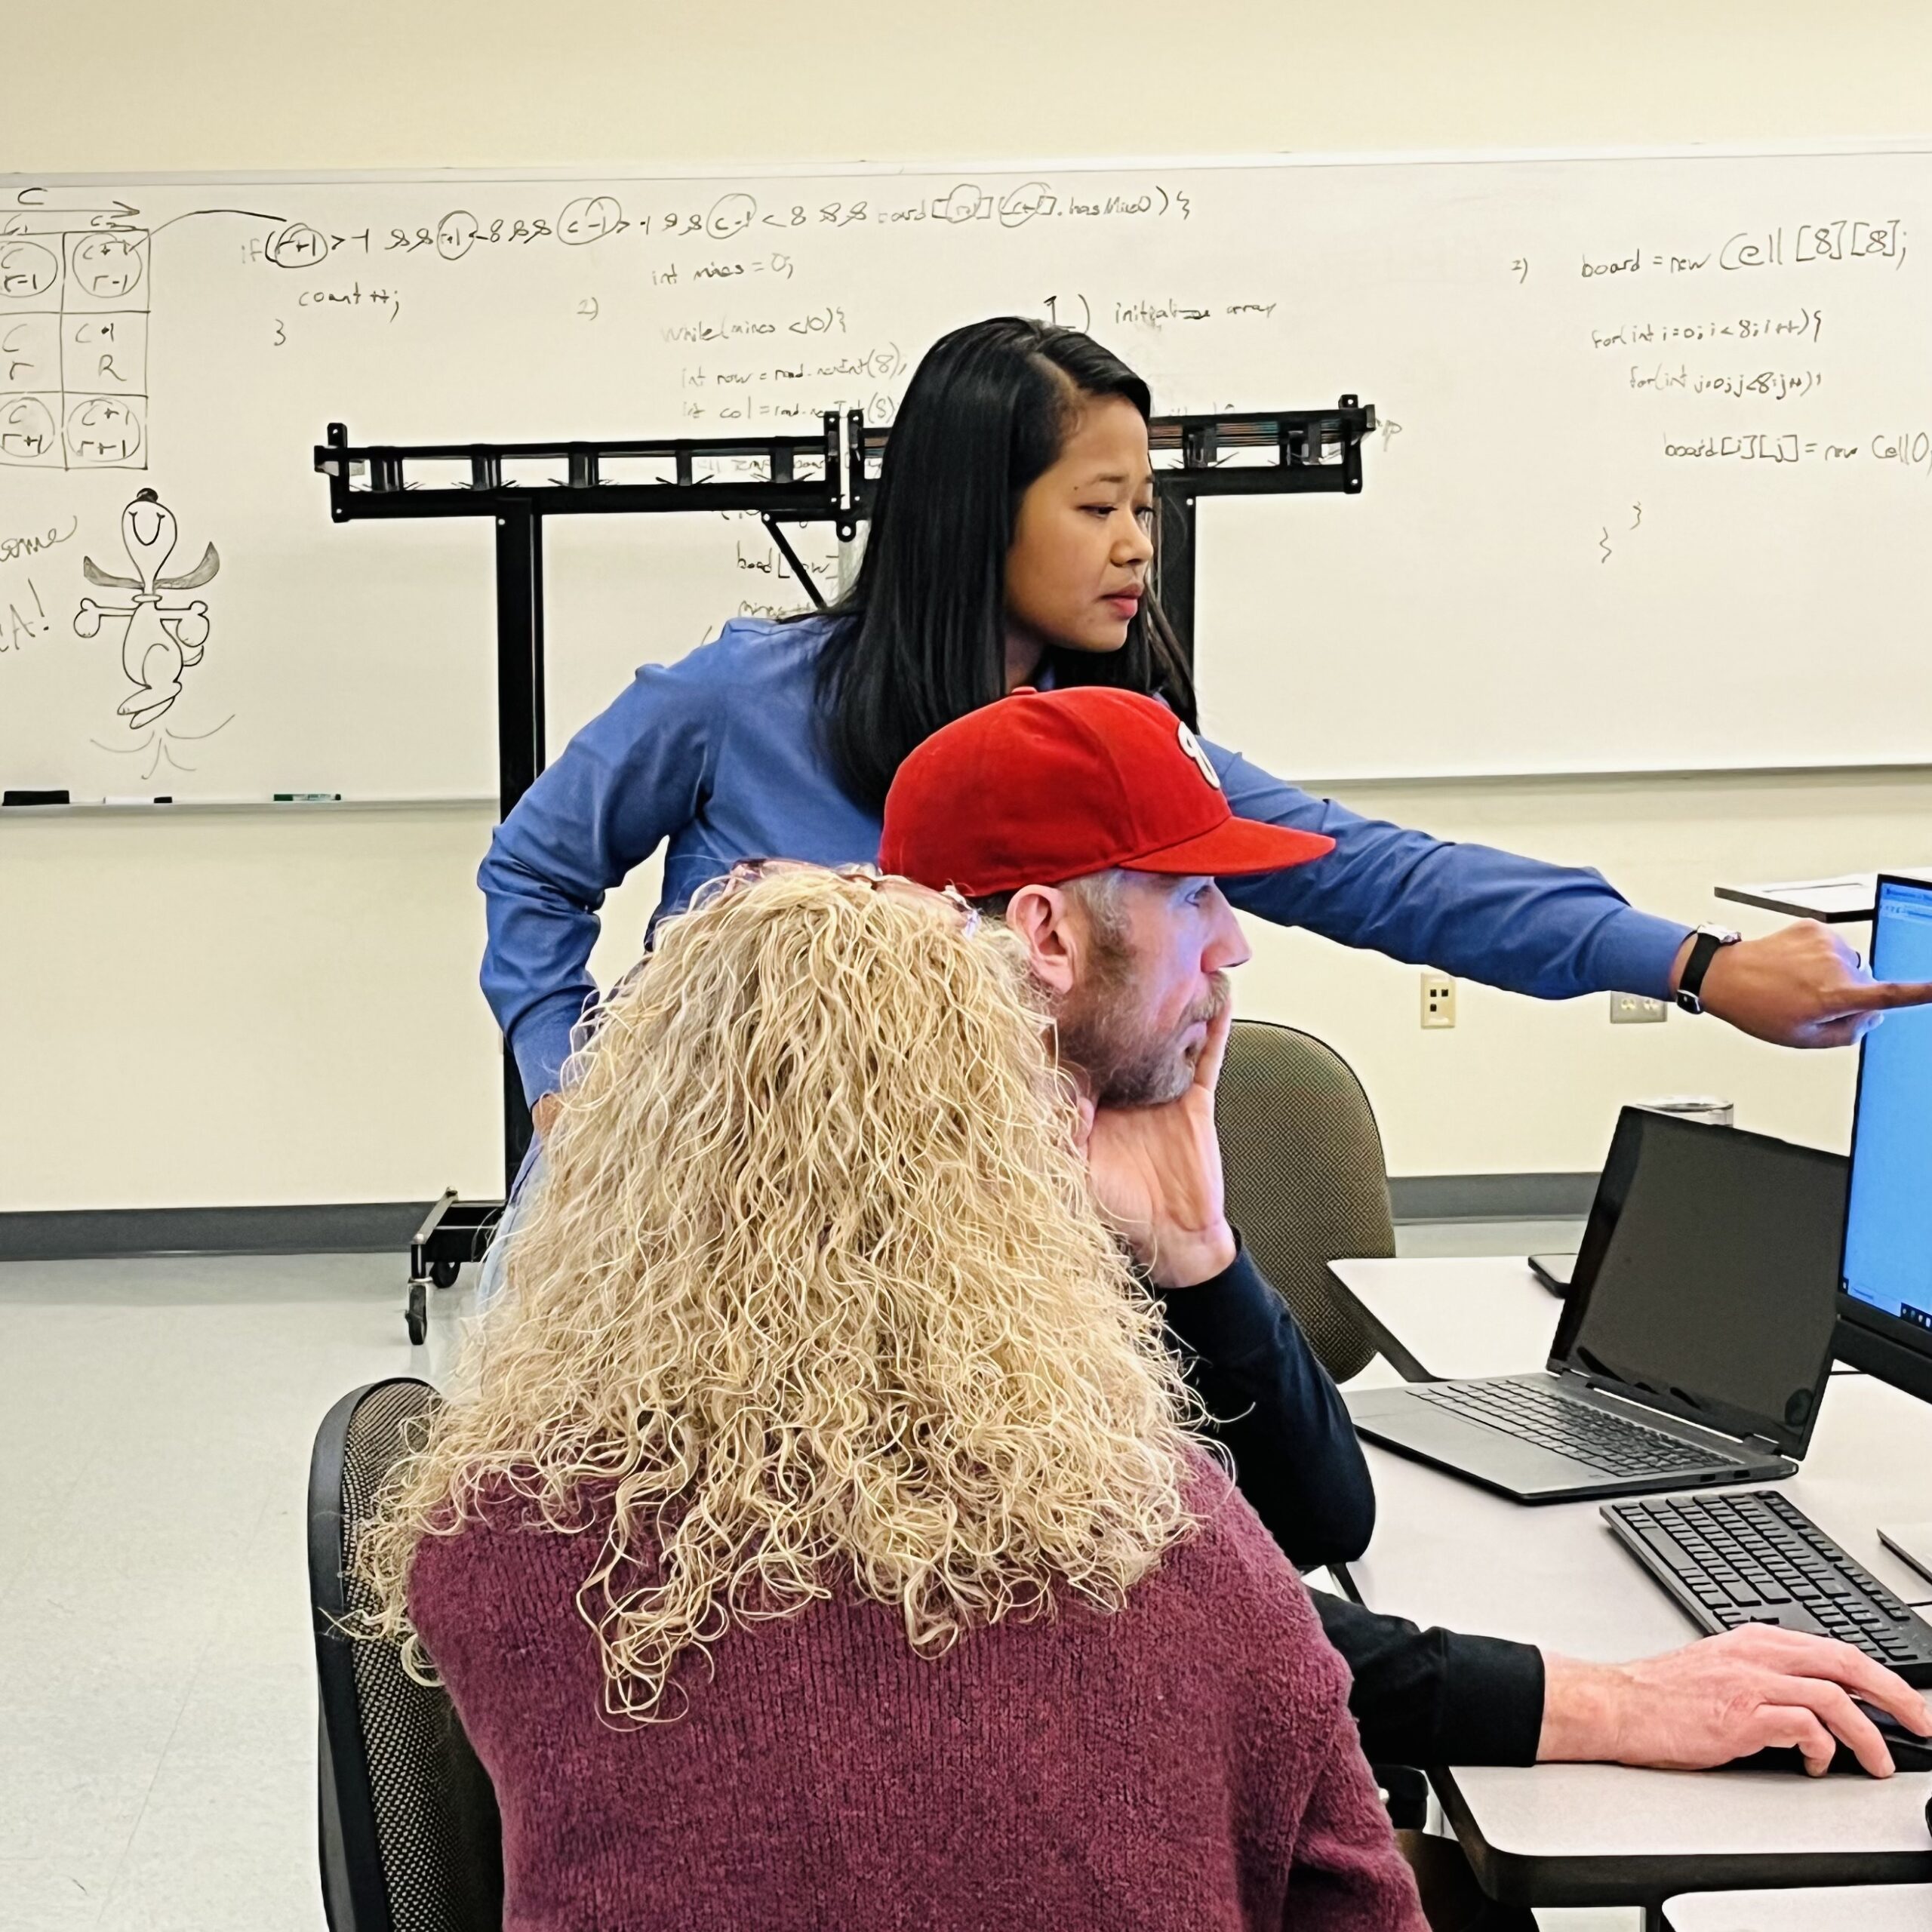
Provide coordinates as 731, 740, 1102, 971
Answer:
1193, 1000, 1233, 1096
1832, 978, 1932, 1015
1751, 1630, 1932, 1733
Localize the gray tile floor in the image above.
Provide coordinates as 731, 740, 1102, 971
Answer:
1395, 1217, 1583, 1262
2, 1230, 1633, 1932
0, 1254, 448, 1932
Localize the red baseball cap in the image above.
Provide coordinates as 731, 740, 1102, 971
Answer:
880, 686, 1334, 898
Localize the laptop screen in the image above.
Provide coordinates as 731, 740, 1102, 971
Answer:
1842, 877, 1932, 1340
1550, 1108, 1846, 1454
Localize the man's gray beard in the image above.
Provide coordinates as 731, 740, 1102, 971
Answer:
1056, 971, 1231, 1109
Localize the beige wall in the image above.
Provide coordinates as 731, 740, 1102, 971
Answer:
6, 2, 1929, 1210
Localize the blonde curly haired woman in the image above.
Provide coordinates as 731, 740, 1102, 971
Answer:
361, 863, 1424, 1932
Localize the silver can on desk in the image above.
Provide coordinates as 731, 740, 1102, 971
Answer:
1634, 1096, 1735, 1128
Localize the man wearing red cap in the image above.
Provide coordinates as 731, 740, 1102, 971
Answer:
881, 685, 1931, 1805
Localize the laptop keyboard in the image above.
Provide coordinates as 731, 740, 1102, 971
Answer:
1411, 1377, 1730, 1477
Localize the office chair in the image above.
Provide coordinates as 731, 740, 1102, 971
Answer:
309, 1378, 503, 1932
1216, 1020, 1422, 1824
1215, 1019, 1395, 1387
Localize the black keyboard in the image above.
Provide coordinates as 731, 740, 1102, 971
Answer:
1604, 1488, 1932, 1685
1411, 1377, 1728, 1478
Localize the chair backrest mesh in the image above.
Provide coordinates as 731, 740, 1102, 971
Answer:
1214, 1020, 1395, 1383
329, 1380, 503, 1932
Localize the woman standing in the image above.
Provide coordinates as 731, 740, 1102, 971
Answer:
481, 315, 1741, 1149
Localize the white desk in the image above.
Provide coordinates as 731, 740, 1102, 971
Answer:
1330, 1255, 1564, 1383
1326, 1256, 1932, 1913
1663, 1883, 1932, 1930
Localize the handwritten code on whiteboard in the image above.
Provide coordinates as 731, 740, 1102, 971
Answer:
5, 146, 1932, 797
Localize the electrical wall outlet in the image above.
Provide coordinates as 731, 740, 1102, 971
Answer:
1610, 992, 1669, 1025
1420, 972, 1457, 1029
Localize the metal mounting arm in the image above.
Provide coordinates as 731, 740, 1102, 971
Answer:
316, 399, 1374, 525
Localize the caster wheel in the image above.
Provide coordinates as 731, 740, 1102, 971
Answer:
406, 1281, 428, 1345
429, 1257, 461, 1290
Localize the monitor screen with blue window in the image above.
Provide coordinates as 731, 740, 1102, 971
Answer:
1838, 875, 1932, 1399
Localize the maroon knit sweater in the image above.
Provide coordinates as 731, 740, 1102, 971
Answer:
409, 1455, 1424, 1932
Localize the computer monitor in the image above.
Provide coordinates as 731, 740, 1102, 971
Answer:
1835, 873, 1932, 1403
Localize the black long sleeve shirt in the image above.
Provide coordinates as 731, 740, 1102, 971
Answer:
1157, 1241, 1377, 1571
1158, 1242, 1546, 1767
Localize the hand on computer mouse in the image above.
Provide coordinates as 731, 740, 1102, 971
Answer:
1728, 1698, 1932, 1777
1541, 1626, 1932, 1776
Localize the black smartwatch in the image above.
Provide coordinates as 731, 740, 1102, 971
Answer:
1675, 924, 1742, 1015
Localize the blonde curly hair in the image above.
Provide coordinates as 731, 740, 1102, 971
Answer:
357, 863, 1202, 1722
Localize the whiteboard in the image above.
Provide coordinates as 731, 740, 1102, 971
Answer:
4, 146, 1932, 799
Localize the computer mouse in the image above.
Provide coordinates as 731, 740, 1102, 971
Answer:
1724, 1700, 1932, 1777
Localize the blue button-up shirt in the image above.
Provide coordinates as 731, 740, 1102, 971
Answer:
480, 616, 1690, 1103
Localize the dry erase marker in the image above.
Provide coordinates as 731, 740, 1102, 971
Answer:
274, 792, 343, 802
103, 795, 175, 805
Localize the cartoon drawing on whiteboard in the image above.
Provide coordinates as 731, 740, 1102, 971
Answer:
75, 489, 220, 730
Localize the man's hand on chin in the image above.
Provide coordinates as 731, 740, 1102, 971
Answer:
1078, 1004, 1238, 1287
1537, 1626, 1932, 1777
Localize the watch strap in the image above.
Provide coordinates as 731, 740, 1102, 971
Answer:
1675, 927, 1740, 1015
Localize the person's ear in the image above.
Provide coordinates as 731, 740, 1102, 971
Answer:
1003, 884, 1078, 997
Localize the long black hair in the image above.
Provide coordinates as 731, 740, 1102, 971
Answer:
809, 316, 1198, 811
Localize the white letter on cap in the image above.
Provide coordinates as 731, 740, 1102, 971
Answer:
1176, 721, 1222, 791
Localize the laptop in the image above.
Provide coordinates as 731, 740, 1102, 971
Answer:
1346, 1106, 1846, 1503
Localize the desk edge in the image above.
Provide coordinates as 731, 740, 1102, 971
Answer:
1435, 1767, 1932, 1907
